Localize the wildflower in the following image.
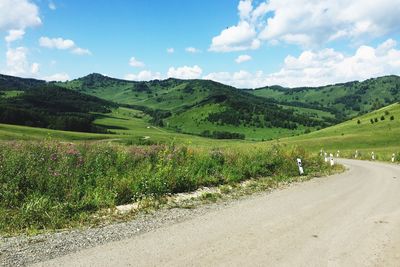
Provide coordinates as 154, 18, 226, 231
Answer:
66, 148, 80, 156
77, 157, 84, 167
50, 153, 58, 161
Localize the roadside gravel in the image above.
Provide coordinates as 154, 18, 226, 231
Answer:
0, 189, 262, 266
1, 169, 340, 267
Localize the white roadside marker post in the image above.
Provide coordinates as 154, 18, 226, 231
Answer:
371, 152, 375, 161
330, 153, 335, 166
324, 152, 328, 162
297, 158, 304, 175
336, 150, 340, 158
355, 150, 358, 159
392, 153, 396, 163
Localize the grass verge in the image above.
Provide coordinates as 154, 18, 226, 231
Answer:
0, 141, 338, 236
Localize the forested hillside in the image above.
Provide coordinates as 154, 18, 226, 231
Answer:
60, 74, 338, 139
2, 73, 399, 140
249, 75, 400, 120
0, 82, 116, 133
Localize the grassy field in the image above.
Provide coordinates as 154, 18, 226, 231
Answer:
165, 103, 309, 141
276, 103, 400, 160
1, 103, 399, 154
0, 107, 252, 147
0, 90, 23, 98
0, 141, 332, 235
1, 102, 399, 235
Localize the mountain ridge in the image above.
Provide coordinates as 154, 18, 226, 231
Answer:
1, 72, 400, 140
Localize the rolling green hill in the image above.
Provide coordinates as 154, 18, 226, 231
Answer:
249, 75, 400, 120
58, 73, 337, 140
277, 102, 400, 160
0, 81, 116, 133
2, 73, 400, 143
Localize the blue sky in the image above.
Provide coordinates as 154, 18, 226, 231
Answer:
1, 0, 400, 88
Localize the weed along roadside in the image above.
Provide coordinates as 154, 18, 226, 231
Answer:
320, 148, 400, 164
0, 141, 339, 236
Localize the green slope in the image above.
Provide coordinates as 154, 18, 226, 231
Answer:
0, 106, 254, 147
59, 74, 336, 140
3, 73, 400, 144
278, 103, 400, 160
249, 75, 400, 120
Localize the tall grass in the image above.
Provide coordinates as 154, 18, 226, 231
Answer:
0, 141, 330, 234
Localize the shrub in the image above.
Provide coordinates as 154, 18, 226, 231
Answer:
0, 141, 330, 234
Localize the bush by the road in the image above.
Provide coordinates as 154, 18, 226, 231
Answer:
0, 142, 330, 234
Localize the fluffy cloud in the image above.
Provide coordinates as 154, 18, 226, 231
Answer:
0, 0, 41, 32
167, 48, 174, 54
210, 21, 260, 52
210, 0, 400, 51
129, 57, 145, 68
124, 70, 162, 81
203, 70, 265, 88
235, 54, 252, 63
39, 37, 91, 55
43, 73, 70, 82
71, 47, 91, 55
266, 39, 400, 87
167, 65, 203, 79
5, 29, 25, 43
259, 0, 400, 47
205, 39, 400, 88
185, 47, 201, 53
4, 46, 39, 76
39, 37, 74, 49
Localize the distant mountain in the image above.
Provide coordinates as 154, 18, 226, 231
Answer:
2, 73, 399, 139
59, 74, 334, 136
0, 76, 116, 133
248, 75, 400, 119
0, 74, 46, 91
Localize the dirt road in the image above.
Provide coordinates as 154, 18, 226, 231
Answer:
35, 159, 400, 266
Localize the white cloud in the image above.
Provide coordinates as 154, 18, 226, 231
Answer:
205, 39, 400, 88
30, 62, 39, 74
43, 73, 70, 82
265, 40, 400, 87
48, 1, 56, 10
5, 29, 25, 43
5, 47, 29, 75
235, 54, 252, 63
129, 57, 145, 68
39, 37, 75, 49
71, 47, 91, 55
203, 70, 265, 88
3, 46, 39, 77
167, 65, 203, 79
167, 48, 174, 54
39, 37, 91, 55
210, 0, 400, 51
238, 0, 253, 20
209, 21, 260, 52
124, 70, 162, 81
257, 0, 400, 46
185, 47, 201, 53
0, 0, 41, 32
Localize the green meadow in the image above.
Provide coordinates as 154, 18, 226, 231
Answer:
277, 103, 400, 160
0, 103, 399, 155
